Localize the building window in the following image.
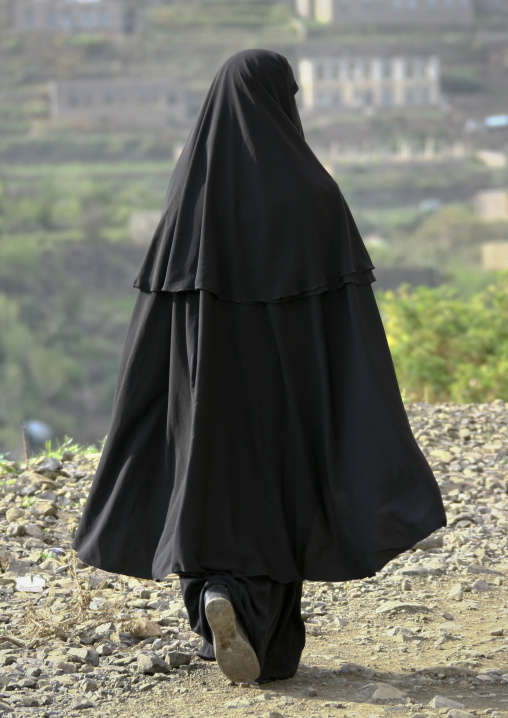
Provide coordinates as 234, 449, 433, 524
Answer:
427, 0, 437, 5
315, 64, 324, 81
380, 60, 392, 79
98, 11, 110, 27
354, 61, 365, 80
167, 92, 177, 105
316, 90, 329, 107
25, 9, 35, 26
81, 10, 98, 28
382, 87, 394, 106
408, 0, 418, 7
60, 14, 72, 29
331, 90, 342, 106
421, 87, 431, 104
47, 11, 58, 27
405, 88, 415, 105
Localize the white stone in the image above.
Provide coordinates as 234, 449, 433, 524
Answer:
428, 695, 465, 709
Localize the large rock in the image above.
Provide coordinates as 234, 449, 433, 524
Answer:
429, 695, 465, 709
372, 683, 406, 700
137, 652, 171, 675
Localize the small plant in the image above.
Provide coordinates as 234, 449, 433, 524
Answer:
37, 435, 86, 460
0, 453, 14, 473
20, 496, 36, 508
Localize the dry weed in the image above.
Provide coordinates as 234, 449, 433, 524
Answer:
19, 551, 128, 649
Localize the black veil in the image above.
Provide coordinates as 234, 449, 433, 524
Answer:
133, 49, 375, 303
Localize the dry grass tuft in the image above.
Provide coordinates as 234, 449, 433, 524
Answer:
20, 551, 128, 649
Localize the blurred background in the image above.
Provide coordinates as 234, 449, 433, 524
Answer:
0, 0, 507, 458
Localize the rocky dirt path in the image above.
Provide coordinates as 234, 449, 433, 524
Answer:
0, 400, 506, 718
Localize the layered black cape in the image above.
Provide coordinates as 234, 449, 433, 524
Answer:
73, 50, 446, 582
133, 49, 374, 302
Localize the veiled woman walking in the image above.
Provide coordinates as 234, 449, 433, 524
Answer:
73, 48, 447, 685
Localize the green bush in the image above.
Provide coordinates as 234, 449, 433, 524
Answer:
378, 269, 508, 402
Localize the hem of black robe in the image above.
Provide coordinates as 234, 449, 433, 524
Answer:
132, 267, 376, 304
72, 512, 446, 583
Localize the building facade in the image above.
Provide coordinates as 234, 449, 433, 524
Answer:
13, 0, 138, 35
295, 0, 475, 28
298, 55, 441, 110
49, 79, 189, 129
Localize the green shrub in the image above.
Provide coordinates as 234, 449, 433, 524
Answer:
378, 269, 508, 402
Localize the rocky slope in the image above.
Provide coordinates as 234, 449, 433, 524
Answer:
0, 400, 507, 718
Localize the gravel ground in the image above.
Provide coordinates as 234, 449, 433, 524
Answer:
0, 400, 507, 718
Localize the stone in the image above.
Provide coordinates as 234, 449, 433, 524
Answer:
466, 564, 505, 577
36, 457, 63, 476
428, 695, 466, 709
430, 449, 454, 463
447, 712, 476, 718
372, 683, 406, 700
490, 627, 504, 636
33, 500, 58, 517
471, 578, 492, 592
412, 534, 444, 550
303, 687, 317, 696
25, 523, 45, 539
386, 626, 418, 642
137, 652, 171, 674
67, 647, 100, 666
128, 616, 162, 639
376, 601, 431, 615
54, 661, 80, 674
82, 679, 98, 693
340, 663, 375, 678
5, 508, 24, 522
70, 696, 95, 710
448, 584, 464, 601
166, 651, 192, 669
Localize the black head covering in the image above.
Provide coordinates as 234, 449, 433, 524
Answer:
133, 48, 374, 303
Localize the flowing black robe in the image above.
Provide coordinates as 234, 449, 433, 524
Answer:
72, 49, 446, 582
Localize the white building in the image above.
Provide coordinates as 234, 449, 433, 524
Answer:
295, 0, 475, 28
13, 0, 138, 35
298, 55, 441, 111
49, 79, 189, 129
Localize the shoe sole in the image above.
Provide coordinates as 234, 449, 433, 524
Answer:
205, 595, 260, 683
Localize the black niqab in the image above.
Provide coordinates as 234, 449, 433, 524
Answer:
133, 49, 374, 303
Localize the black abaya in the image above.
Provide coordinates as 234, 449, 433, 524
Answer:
72, 49, 446, 673
72, 278, 446, 582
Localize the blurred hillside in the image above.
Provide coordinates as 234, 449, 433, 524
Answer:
0, 0, 507, 455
